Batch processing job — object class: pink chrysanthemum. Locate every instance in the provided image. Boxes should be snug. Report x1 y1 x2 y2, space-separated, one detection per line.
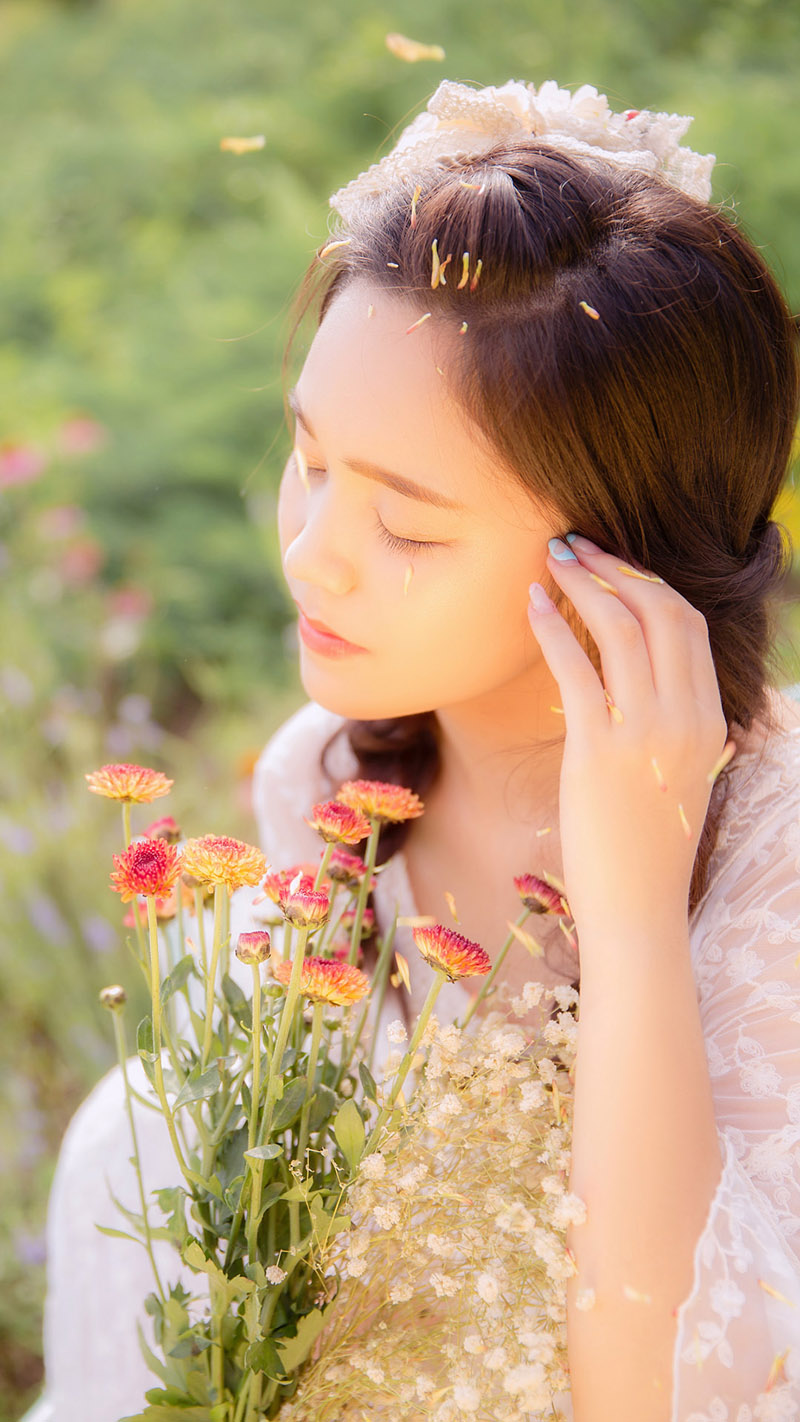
235 930 272 965
270 954 370 1006
412 923 491 982
262 866 322 903
281 886 331 929
110 838 181 903
86 763 173 804
144 815 182 843
340 905 376 936
514 873 571 919
180 835 267 893
336 779 425 824
326 847 375 887
306 800 372 845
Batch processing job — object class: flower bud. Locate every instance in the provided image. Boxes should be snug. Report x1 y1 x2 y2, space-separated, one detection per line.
235 930 272 965
99 984 127 1011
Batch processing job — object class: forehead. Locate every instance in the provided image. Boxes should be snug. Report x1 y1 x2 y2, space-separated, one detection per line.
296 279 540 524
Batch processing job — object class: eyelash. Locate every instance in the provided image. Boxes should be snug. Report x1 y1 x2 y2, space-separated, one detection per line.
299 459 439 556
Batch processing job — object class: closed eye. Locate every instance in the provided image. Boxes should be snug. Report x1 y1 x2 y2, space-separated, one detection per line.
297 455 441 555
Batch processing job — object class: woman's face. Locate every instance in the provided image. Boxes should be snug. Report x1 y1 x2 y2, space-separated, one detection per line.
278 279 561 722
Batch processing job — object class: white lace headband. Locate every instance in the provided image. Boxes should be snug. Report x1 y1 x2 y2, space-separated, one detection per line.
330 79 715 224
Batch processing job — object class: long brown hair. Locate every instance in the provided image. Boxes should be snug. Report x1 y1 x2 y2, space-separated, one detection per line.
285 138 799 976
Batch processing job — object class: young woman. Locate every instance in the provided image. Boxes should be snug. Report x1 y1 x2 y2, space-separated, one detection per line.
41 79 800 1420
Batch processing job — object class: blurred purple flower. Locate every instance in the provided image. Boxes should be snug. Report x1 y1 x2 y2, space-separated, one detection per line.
26 891 69 945
0 665 34 708
81 913 117 955
14 1230 47 1267
0 814 36 855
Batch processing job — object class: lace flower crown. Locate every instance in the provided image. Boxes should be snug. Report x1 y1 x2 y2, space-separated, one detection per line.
330 78 715 223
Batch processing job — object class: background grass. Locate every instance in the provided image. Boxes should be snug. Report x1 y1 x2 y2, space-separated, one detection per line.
2 0 799 1413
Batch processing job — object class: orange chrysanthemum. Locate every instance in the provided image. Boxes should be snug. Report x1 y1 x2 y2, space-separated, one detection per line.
110 838 181 903
270 954 370 1006
86 763 173 804
180 835 267 893
514 873 570 919
412 923 491 982
336 778 424 824
306 800 372 846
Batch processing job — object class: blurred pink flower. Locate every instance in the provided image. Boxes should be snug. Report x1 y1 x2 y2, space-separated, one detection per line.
108 585 153 620
36 505 85 540
57 416 108 456
0 442 47 488
58 536 104 584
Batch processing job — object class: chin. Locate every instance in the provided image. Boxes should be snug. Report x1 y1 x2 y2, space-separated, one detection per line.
299 668 434 723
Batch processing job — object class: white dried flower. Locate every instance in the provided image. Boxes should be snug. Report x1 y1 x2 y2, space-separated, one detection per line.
502 1361 546 1396
389 1280 414 1304
537 1057 558 1084
541 1174 565 1196
382 1048 404 1077
575 1287 596 1311
416 1373 436 1398
551 983 579 1012
359 1153 387 1181
550 1192 587 1229
344 1254 367 1278
483 1346 509 1372
265 1264 287 1285
476 1272 500 1304
430 1270 460 1298
364 1364 385 1385
372 1202 401 1229
436 1092 462 1117
387 1018 408 1043
462 1333 484 1355
452 1383 481 1412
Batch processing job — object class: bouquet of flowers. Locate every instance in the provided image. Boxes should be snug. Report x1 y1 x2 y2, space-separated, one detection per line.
87 760 583 1421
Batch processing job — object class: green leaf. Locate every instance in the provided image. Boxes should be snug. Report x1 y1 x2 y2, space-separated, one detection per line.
308 1083 337 1132
271 1077 307 1131
243 1143 282 1162
333 1099 365 1174
168 1332 213 1359
221 972 249 1025
275 1307 327 1374
137 1014 156 1062
160 953 196 1005
244 1336 286 1377
181 1240 256 1302
358 1060 378 1103
173 1064 221 1109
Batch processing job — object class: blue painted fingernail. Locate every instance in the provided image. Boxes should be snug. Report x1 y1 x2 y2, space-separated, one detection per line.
548 536 577 561
565 532 578 545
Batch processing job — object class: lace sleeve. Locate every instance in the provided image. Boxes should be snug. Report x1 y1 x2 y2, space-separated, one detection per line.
251 700 354 867
673 765 800 1418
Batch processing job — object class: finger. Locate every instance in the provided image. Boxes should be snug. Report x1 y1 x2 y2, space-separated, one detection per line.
528 581 608 736
564 534 715 712
546 538 655 715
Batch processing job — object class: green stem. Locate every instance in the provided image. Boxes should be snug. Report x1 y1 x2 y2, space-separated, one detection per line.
365 970 446 1153
346 820 381 965
458 907 533 1030
145 897 193 1185
111 1009 165 1300
122 801 132 848
200 885 225 1071
296 1001 324 1172
259 925 310 1144
194 887 208 975
248 964 263 1151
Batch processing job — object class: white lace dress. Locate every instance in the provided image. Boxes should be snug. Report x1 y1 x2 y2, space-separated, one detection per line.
39 697 800 1421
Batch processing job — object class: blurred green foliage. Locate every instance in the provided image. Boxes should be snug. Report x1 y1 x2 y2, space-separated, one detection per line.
1 0 799 1415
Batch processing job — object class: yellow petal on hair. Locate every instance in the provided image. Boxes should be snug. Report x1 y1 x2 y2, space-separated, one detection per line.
617 564 664 584
406 312 432 334
459 321 468 335
707 739 737 785
469 257 483 292
410 184 421 228
385 32 446 62
367 303 375 319
294 445 309 492
220 135 266 154
459 180 483 191
387 261 399 268
394 951 412 993
403 562 414 597
438 253 452 286
588 572 620 596
444 890 460 923
536 826 552 837
542 868 567 893
457 252 470 289
435 365 445 376
397 914 438 928
550 704 565 716
651 757 668 793
506 919 544 957
319 237 352 260
758 1279 797 1307
579 300 601 320
622 1284 653 1304
678 803 692 839
431 238 441 290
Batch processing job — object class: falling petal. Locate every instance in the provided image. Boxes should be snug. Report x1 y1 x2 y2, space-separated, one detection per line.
536 826 552 837
319 237 352 260
403 562 414 597
604 690 624 725
459 321 468 334
469 258 483 292
622 1284 653 1304
758 1279 797 1307
397 914 438 928
367 304 375 319
394 951 412 993
579 300 600 320
588 572 619 597
677 803 692 839
430 238 441 289
438 253 452 285
558 919 579 952
435 365 445 376
220 135 265 154
651 757 668 793
406 312 432 335
458 180 482 190
550 705 565 716
387 261 399 269
506 920 544 957
457 252 470 289
444 890 459 923
617 564 664 584
294 445 309 492
765 1348 791 1391
707 739 737 785
385 32 446 62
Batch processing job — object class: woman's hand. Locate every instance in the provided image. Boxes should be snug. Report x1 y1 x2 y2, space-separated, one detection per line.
527 534 731 948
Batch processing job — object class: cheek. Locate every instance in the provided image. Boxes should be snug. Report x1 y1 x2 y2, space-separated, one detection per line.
277 466 302 557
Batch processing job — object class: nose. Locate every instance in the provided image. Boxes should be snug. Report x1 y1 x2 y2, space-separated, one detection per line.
280 475 358 597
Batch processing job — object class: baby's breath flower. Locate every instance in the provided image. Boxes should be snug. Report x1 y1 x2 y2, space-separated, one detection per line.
386 1018 408 1043
430 1271 460 1298
416 1374 436 1397
372 1202 401 1230
550 1191 588 1229
451 1383 481 1412
575 1287 596 1311
364 1364 385 1386
389 1281 414 1304
359 1153 387 1181
483 1346 509 1372
343 1255 367 1279
265 1265 287 1285
462 1334 484 1356
552 983 579 1011
476 1272 500 1304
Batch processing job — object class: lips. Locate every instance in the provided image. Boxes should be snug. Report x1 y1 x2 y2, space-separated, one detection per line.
294 602 363 648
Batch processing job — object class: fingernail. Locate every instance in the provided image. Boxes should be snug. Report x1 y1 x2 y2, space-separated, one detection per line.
566 532 599 553
548 536 578 562
529 582 556 614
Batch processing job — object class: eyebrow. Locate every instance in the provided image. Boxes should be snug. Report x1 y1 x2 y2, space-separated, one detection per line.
288 387 467 513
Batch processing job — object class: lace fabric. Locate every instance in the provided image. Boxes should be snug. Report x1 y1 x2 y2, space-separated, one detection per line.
41 695 800 1419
